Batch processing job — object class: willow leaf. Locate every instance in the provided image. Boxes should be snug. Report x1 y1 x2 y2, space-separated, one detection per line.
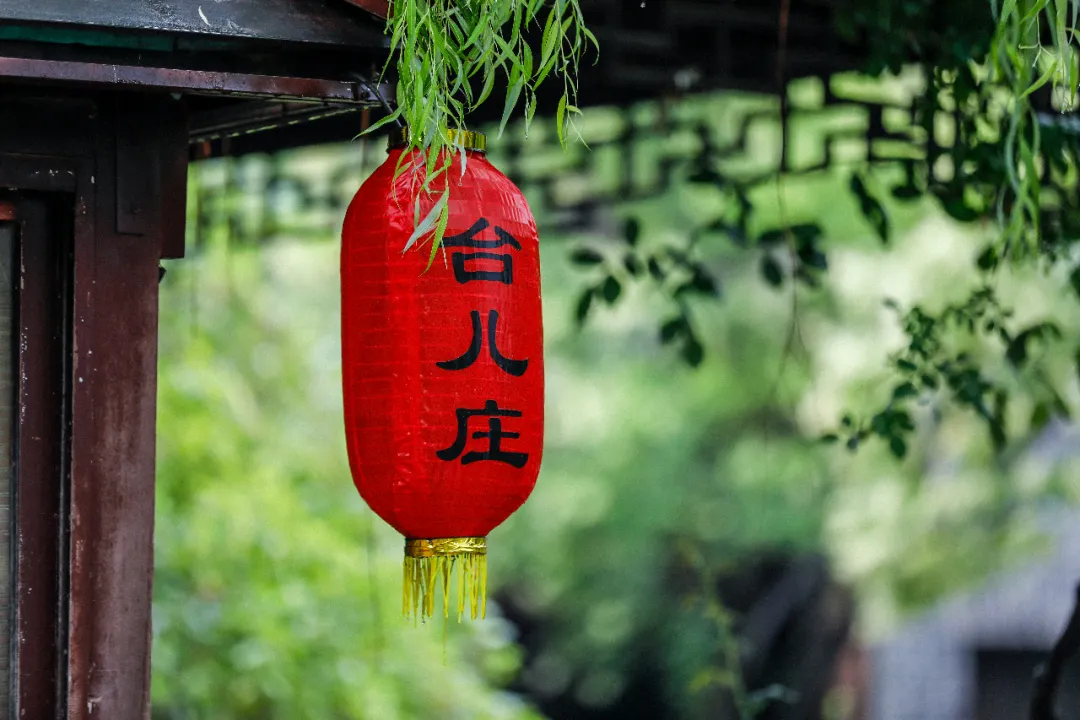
476 61 497 108
1021 0 1051 25
1055 0 1070 94
556 94 567 147
535 54 559 87
360 111 403 136
540 7 559 73
583 26 600 58
1001 0 1019 23
522 41 534 79
425 197 451 271
525 92 537 135
404 189 448 254
499 67 524 138
1021 58 1059 98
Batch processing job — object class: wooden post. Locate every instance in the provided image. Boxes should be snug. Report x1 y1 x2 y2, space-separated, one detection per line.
0 91 188 719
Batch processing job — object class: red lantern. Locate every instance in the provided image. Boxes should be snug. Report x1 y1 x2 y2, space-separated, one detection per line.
341 129 544 622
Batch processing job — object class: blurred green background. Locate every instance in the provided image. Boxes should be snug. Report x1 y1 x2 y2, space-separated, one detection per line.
151 81 1080 719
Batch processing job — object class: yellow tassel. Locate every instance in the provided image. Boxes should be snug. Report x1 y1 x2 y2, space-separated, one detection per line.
402 537 487 623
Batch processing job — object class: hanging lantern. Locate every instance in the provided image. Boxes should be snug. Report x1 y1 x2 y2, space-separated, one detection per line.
341 128 544 623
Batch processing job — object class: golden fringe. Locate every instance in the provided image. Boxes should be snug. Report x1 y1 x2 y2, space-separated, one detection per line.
402 553 487 623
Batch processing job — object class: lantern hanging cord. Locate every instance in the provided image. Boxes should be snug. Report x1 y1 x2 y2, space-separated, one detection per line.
350 72 405 128
402 537 487 624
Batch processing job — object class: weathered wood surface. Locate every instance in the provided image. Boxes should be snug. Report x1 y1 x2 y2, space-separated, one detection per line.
0 0 387 47
0 92 190 719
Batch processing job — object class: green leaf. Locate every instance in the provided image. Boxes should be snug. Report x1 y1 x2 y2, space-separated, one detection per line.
977 246 999 272
1020 0 1051 25
475 62 497 109
892 382 918 401
524 93 538 136
521 42 534 81
601 275 622 304
462 13 488 51
647 257 665 281
760 255 784 287
499 70 524 139
891 183 921 200
792 224 824 244
688 270 719 296
758 229 786 246
556 94 568 147
660 317 687 344
583 26 600 57
1000 0 1018 23
534 50 560 87
424 199 451 271
525 0 547 20
403 189 448 253
574 288 594 327
850 172 891 244
682 335 705 367
624 218 641 246
1020 58 1059 99
570 248 604 265
888 435 908 460
540 7 560 72
1031 401 1052 433
359 111 403 137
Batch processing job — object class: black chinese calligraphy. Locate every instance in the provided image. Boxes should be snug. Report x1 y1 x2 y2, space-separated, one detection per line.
436 310 529 376
436 400 529 468
444 218 522 285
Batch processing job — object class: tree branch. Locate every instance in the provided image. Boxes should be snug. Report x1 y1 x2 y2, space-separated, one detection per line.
1030 582 1080 720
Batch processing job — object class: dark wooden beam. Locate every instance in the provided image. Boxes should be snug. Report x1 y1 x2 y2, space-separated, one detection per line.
0 55 378 103
341 0 390 19
0 0 386 48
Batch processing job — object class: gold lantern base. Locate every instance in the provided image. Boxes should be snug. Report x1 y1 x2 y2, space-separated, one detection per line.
403 537 487 623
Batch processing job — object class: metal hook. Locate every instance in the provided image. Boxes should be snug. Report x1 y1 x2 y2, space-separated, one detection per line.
349 72 404 128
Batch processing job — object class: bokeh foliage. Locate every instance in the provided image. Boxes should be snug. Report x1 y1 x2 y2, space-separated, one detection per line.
153 224 538 719
153 62 1080 718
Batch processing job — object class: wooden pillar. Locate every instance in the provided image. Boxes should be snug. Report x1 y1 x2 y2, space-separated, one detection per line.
0 90 188 719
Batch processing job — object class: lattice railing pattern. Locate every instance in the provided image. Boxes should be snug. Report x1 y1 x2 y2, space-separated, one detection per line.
185 72 931 248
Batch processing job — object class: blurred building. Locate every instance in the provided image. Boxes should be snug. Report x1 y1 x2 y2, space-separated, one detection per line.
871 506 1080 720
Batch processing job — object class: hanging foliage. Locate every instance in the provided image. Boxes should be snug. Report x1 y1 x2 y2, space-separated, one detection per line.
367 0 596 255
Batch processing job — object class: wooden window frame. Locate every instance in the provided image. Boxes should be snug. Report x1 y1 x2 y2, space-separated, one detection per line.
0 192 73 718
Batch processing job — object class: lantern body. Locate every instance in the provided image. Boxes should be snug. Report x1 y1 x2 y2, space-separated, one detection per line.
341 147 544 546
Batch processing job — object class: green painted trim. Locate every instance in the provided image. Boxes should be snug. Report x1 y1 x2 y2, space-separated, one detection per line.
0 25 237 53
0 25 177 51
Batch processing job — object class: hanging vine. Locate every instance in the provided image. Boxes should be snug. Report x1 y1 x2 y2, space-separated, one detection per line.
368 0 597 263
562 0 1080 457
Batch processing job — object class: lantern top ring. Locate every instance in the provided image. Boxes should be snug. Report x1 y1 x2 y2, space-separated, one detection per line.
387 127 487 154
405 537 487 558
